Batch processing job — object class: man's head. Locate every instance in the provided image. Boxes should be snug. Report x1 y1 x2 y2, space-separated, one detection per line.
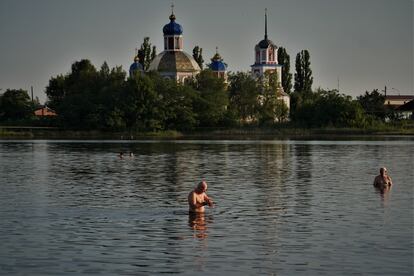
380 167 388 176
195 180 208 193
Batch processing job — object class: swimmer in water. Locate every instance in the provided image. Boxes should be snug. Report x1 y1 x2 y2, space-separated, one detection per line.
373 167 393 190
188 180 214 213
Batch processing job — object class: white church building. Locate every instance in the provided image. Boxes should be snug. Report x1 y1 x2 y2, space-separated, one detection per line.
251 9 290 111
129 7 290 111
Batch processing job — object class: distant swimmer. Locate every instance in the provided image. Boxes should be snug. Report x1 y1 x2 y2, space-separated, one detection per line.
129 152 134 157
373 167 393 190
188 180 214 213
119 152 124 159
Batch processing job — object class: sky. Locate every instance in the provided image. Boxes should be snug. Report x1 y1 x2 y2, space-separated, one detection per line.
0 0 412 103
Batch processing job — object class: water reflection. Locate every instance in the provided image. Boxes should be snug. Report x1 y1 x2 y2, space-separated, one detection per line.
188 212 213 240
375 185 392 206
292 143 313 218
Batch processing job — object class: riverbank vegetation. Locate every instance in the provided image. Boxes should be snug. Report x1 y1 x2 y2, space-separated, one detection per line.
1 58 412 138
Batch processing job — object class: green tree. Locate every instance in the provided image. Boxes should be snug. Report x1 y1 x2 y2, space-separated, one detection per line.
294 53 303 93
0 89 34 122
294 50 313 93
273 99 289 122
45 74 66 110
357 89 387 121
54 59 99 128
227 72 260 123
189 69 228 126
192 46 204 69
151 46 157 61
291 89 367 127
121 73 163 131
277 47 292 94
257 70 288 124
46 59 127 129
302 50 313 92
95 63 127 130
153 74 198 130
138 37 157 71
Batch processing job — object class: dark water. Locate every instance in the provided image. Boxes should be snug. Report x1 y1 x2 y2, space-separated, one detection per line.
0 138 413 275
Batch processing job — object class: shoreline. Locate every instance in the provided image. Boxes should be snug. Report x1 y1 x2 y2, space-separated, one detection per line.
1 126 413 140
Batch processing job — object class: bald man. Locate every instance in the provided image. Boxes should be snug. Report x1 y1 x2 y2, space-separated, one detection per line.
188 180 214 213
373 167 393 190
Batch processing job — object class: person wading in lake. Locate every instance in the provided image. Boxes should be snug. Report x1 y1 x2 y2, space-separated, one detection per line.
373 167 393 190
188 180 214 213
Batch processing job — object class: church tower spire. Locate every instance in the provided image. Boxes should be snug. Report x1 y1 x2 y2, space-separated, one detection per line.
265 8 268 40
251 9 282 81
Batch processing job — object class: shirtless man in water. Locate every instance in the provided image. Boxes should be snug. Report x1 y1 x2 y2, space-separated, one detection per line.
373 167 393 190
188 180 214 213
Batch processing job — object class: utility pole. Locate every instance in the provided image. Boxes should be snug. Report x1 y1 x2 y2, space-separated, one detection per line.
382 85 387 97
337 77 339 92
31 86 34 103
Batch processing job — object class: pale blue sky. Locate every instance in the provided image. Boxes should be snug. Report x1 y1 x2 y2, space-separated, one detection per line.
0 0 412 103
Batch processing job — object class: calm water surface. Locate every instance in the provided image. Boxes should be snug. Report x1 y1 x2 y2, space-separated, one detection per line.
0 138 413 275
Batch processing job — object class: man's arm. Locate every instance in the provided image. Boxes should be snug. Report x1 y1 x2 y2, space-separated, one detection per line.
204 194 213 207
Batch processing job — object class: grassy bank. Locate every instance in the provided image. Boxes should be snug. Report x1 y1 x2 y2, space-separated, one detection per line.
184 125 414 139
0 127 183 140
1 124 413 140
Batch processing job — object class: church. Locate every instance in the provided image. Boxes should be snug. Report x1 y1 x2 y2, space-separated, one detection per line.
251 9 290 110
129 6 290 110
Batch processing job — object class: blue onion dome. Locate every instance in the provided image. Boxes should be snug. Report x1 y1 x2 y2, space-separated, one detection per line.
210 51 227 71
163 13 183 36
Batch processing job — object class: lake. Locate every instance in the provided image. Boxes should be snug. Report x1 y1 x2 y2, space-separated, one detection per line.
0 138 413 275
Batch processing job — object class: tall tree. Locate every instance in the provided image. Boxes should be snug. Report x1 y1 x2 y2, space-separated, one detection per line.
121 73 162 130
151 46 157 61
192 46 204 69
294 52 303 92
294 50 313 93
357 89 387 121
302 50 313 92
45 74 66 110
227 72 260 122
0 89 34 121
258 70 288 124
277 47 292 94
189 69 227 126
138 37 157 71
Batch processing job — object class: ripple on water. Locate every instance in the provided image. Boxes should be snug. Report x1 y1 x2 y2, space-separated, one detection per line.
0 139 413 275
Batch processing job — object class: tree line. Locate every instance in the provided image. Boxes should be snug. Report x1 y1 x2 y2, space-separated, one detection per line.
42 59 291 130
0 39 401 129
